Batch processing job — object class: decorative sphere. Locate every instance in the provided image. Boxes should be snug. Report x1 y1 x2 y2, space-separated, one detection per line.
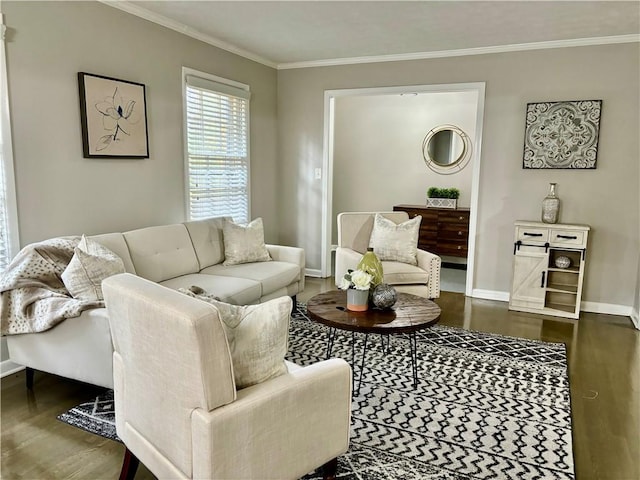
372 283 398 309
554 255 571 269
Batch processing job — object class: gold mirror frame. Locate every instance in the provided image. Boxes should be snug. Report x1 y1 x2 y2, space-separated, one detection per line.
422 124 472 175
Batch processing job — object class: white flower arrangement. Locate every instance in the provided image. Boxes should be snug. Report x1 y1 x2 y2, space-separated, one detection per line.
339 269 373 291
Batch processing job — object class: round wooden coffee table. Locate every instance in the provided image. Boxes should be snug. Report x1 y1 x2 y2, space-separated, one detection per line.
306 290 441 393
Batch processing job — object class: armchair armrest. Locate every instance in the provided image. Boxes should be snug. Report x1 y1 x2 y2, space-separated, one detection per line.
191 358 352 480
266 244 305 291
416 248 441 299
334 247 363 287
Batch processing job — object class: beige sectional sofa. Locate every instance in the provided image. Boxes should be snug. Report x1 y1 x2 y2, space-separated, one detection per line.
6 217 305 389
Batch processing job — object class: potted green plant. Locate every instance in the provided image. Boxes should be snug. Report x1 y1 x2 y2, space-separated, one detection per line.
426 187 460 209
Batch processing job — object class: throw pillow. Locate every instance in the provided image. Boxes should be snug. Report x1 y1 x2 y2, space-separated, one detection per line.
369 213 421 265
222 217 272 266
61 235 125 302
180 289 291 389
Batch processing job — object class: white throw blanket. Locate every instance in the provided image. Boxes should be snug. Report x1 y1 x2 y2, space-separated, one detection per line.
0 237 103 335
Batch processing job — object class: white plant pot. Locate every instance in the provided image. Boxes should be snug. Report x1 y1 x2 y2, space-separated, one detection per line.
426 198 457 209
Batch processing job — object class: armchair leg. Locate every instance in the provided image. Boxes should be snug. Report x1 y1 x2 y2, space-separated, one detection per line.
25 367 34 390
118 447 140 480
292 295 298 312
321 457 338 480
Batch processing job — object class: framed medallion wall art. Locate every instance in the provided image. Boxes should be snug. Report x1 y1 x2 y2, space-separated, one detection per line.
78 72 149 158
523 99 602 169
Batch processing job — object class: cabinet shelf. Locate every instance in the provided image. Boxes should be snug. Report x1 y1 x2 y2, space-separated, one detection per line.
546 283 578 294
547 267 580 274
510 221 589 320
545 302 577 314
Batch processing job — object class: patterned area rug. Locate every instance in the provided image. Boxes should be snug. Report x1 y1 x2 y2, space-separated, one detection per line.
58 305 574 479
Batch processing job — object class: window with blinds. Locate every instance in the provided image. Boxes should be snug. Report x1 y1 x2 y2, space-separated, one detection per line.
184 72 250 224
1 15 18 270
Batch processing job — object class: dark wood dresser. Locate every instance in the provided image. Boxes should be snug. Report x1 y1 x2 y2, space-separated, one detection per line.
393 204 470 258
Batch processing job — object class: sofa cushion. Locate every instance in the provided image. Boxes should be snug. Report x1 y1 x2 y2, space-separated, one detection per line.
222 218 272 266
370 213 421 265
178 292 291 389
88 232 137 274
201 261 300 298
124 224 199 282
382 260 429 285
159 273 262 305
183 217 229 270
61 235 125 301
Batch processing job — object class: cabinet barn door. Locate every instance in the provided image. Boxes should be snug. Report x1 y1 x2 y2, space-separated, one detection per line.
510 251 547 309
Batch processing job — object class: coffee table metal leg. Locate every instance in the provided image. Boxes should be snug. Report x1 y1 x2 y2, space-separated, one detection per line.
409 332 418 389
326 327 336 359
355 333 369 396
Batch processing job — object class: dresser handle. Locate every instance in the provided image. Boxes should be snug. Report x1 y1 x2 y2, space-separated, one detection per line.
541 271 546 288
457 246 462 250
523 232 543 237
557 234 577 240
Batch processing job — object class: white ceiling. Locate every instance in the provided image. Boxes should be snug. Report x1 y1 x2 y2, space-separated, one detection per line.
108 1 640 68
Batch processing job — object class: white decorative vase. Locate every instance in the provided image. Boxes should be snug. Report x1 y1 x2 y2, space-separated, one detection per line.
347 289 369 312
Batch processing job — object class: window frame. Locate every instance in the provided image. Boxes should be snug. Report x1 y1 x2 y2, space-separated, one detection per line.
0 14 20 270
181 67 251 224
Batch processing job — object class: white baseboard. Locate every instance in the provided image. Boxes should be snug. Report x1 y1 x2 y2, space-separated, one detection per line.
581 301 633 317
1 359 24 378
471 289 509 302
470 289 634 318
631 308 639 330
305 268 323 278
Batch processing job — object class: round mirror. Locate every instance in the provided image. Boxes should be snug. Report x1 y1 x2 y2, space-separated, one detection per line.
422 125 472 174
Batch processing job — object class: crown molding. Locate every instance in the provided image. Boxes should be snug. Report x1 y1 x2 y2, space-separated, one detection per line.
98 1 278 69
278 34 640 70
98 2 639 72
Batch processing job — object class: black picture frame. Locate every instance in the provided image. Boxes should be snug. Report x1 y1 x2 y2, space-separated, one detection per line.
522 99 602 169
78 72 149 159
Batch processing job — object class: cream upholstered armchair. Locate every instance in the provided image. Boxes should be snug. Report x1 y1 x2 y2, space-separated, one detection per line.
335 212 441 299
103 273 351 480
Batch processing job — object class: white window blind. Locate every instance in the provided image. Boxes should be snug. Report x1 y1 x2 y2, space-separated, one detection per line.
185 73 250 224
0 15 19 271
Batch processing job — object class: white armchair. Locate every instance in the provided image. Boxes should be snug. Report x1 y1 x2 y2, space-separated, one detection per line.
103 273 352 480
335 212 441 299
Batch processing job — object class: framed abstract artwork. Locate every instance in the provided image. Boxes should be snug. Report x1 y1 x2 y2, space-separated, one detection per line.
523 100 602 169
78 72 149 158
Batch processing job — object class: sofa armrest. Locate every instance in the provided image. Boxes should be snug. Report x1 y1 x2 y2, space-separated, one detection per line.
191 358 352 480
334 247 363 287
416 248 441 299
266 244 305 291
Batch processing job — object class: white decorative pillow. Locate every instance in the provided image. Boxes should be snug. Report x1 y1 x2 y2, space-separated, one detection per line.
61 235 125 301
222 217 272 266
370 213 421 265
180 289 291 389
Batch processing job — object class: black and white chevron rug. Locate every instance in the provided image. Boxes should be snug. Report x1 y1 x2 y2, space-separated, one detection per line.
58 305 574 480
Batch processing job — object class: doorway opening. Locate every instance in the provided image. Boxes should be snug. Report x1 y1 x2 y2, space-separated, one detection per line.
321 82 485 296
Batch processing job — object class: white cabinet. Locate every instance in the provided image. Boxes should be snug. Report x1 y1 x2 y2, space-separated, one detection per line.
509 221 590 320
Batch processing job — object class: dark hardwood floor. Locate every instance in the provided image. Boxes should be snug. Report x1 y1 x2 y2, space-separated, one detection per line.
2 277 638 479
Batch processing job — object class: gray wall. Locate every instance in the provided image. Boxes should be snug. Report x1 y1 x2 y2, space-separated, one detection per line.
278 43 640 309
332 91 478 246
4 1 279 244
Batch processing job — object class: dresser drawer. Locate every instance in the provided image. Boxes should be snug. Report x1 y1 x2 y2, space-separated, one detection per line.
516 226 549 243
550 229 586 247
438 223 469 240
438 211 470 224
437 241 468 257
